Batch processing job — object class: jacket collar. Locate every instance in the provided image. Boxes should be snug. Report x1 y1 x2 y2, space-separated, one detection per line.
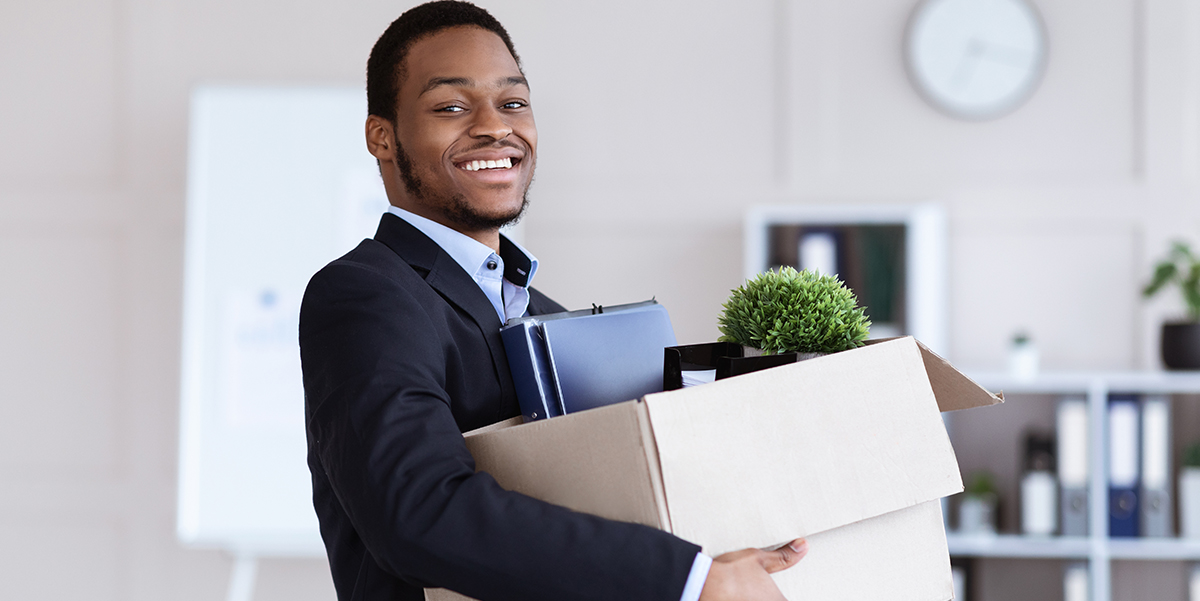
373 211 518 419
373 212 504 333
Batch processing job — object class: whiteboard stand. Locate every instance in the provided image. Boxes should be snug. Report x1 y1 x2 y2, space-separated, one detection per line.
227 553 259 601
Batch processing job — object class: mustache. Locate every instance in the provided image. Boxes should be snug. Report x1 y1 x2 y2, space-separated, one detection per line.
459 139 527 154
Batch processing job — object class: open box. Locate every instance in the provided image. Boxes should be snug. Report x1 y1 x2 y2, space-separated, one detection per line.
427 337 1001 601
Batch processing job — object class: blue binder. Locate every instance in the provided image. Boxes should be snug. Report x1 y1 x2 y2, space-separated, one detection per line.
501 301 677 421
1108 394 1141 538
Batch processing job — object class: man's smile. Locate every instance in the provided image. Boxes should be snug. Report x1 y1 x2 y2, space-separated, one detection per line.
456 156 518 171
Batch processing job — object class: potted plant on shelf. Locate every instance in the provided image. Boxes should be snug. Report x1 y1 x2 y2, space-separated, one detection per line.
1143 241 1200 369
663 267 871 389
958 470 999 535
717 266 872 355
1181 442 1200 538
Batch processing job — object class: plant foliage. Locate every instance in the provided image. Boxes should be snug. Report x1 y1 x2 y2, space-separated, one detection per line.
717 267 871 354
1184 442 1200 468
1144 240 1200 322
964 470 998 498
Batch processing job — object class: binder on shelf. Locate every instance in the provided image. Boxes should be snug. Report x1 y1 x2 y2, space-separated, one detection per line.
1057 396 1089 536
1108 394 1141 538
1063 562 1089 601
1140 395 1173 537
1021 431 1057 536
500 300 677 422
1190 564 1200 601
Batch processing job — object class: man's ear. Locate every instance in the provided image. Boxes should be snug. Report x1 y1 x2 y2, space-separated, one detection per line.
365 115 396 162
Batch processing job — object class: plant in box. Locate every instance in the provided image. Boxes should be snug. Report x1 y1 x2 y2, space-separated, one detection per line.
717 266 871 355
664 268 871 389
1143 241 1200 369
1181 442 1200 538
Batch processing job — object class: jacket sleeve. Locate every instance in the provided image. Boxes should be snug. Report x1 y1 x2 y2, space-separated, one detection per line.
300 259 700 601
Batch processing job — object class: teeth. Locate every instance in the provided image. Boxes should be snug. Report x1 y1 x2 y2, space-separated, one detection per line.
463 157 514 171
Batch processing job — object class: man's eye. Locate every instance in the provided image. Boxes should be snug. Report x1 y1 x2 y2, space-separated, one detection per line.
501 101 527 110
437 105 466 113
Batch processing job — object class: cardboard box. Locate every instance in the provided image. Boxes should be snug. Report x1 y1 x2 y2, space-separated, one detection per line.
427 337 1001 601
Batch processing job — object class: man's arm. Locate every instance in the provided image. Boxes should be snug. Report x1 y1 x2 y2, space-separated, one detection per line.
302 259 700 601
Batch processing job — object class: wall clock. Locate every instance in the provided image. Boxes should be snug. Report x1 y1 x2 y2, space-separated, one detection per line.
905 0 1048 120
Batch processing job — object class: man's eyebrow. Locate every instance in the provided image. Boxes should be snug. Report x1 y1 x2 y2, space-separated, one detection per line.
419 77 472 97
418 75 530 97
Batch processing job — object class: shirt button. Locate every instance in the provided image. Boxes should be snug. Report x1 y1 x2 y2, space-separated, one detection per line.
486 260 498 270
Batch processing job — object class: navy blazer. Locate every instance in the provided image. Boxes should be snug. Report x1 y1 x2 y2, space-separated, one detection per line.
300 213 700 601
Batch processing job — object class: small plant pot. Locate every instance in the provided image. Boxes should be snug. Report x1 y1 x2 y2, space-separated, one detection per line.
958 494 998 535
1180 468 1200 538
1161 322 1200 370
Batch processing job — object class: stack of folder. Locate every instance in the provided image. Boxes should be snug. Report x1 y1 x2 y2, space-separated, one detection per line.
501 300 677 422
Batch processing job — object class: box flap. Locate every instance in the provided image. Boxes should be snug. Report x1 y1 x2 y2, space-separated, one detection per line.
643 336 962 556
914 339 1004 412
772 500 952 601
462 402 668 531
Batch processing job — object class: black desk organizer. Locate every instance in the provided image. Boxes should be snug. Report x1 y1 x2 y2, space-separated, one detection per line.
663 342 808 391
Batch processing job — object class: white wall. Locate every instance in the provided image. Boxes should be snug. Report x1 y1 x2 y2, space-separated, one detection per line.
2 0 1198 599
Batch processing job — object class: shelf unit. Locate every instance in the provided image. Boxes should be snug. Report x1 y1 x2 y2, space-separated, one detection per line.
947 371 1200 601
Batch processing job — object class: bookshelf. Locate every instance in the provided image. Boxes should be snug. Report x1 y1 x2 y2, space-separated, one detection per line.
947 371 1200 601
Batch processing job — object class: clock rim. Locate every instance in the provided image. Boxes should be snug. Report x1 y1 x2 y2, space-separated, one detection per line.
903 0 1050 121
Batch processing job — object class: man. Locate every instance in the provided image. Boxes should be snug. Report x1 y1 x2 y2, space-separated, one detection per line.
300 3 807 600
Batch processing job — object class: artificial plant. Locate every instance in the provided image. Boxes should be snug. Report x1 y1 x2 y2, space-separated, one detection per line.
717 266 871 355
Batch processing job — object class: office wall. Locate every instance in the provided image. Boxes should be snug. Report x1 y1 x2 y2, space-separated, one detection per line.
1 0 1198 599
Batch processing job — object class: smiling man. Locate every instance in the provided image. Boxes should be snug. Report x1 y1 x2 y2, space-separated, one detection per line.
299 3 806 600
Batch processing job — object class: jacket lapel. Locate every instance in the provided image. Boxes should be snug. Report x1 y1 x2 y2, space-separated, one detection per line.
373 213 516 416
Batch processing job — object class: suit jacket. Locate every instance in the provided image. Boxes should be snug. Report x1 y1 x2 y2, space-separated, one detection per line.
300 213 700 601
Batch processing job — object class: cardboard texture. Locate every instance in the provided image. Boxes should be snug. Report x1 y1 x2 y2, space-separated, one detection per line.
425 337 1001 601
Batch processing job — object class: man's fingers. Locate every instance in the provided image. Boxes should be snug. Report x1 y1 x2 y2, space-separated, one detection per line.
759 538 808 573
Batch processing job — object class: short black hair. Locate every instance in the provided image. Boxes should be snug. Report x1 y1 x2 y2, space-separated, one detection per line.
366 1 521 123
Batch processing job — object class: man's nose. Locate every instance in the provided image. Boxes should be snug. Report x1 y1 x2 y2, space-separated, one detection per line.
468 105 512 140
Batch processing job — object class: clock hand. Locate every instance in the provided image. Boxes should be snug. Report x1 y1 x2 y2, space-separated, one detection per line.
949 38 987 89
975 40 1035 68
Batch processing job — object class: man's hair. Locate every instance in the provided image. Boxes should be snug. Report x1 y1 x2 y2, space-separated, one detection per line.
366 1 521 123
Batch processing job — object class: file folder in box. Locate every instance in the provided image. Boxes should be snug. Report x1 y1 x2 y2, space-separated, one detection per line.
501 300 677 421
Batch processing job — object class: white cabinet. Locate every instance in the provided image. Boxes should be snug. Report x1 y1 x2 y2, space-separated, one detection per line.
946 372 1200 601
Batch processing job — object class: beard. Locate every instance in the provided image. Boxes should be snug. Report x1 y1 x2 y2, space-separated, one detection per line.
394 139 531 231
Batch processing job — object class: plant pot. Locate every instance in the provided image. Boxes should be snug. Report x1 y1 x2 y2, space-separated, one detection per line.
958 494 997 535
1180 467 1200 538
663 343 829 390
1161 322 1200 370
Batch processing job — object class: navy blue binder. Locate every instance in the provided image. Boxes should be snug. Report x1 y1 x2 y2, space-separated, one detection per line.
1108 394 1141 538
501 301 677 421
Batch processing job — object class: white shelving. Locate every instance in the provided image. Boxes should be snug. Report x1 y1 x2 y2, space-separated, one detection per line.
948 371 1200 601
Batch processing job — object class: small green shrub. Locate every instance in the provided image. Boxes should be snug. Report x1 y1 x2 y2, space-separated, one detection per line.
964 470 998 498
717 267 871 354
1143 240 1200 321
1184 442 1200 468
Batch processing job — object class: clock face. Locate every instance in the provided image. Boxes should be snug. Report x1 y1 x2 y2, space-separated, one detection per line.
905 0 1048 120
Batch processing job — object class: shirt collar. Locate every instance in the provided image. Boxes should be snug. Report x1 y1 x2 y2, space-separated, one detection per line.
386 205 538 287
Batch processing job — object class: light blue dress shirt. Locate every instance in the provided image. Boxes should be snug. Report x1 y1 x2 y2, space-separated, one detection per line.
385 206 713 600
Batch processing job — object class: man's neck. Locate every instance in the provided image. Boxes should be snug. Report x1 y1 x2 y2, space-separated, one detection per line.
389 202 500 253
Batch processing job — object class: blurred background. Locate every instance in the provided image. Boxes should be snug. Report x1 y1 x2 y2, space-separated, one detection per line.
4 0 1200 599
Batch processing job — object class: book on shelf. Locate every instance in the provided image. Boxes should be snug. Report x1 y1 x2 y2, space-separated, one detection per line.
1108 394 1140 538
1057 396 1089 536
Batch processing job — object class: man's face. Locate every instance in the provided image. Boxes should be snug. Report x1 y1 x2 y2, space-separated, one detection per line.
380 26 536 233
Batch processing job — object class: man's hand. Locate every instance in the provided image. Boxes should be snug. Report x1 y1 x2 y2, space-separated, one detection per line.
698 538 808 601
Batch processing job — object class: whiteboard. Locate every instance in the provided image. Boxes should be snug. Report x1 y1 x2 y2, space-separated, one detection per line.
177 86 389 555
